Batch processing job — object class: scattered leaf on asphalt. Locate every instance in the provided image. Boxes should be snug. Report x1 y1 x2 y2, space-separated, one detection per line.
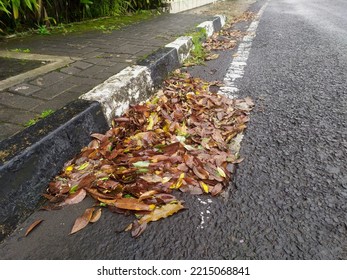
25 219 43 237
90 208 102 223
138 201 184 224
70 208 94 234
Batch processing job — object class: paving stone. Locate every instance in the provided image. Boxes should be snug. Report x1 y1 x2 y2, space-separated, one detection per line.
59 66 82 75
0 91 43 110
76 65 108 78
83 57 117 67
0 123 23 141
8 83 41 96
0 107 37 125
32 82 77 100
67 83 99 95
64 76 104 87
71 61 94 70
116 44 146 55
30 71 69 87
103 63 130 75
81 51 105 59
32 91 83 113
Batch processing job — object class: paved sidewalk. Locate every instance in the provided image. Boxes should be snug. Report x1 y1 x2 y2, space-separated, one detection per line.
0 13 212 141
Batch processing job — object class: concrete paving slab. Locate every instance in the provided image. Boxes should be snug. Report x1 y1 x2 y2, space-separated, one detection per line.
0 91 43 111
8 83 41 96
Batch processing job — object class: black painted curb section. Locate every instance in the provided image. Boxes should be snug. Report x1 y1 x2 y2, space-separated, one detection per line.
0 100 109 241
212 16 223 32
138 47 180 87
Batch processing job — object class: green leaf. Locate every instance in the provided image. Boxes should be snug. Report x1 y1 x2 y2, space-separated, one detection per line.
99 177 109 181
69 185 78 194
136 168 149 174
132 161 150 168
77 162 89 170
124 194 133 198
99 202 107 207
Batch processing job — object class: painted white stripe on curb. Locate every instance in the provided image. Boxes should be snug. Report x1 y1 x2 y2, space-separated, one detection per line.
197 21 215 37
219 1 269 98
80 65 153 124
165 36 193 64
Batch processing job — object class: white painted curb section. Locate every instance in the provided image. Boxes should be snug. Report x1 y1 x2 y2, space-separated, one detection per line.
80 16 226 125
165 36 193 64
80 65 153 124
197 21 214 37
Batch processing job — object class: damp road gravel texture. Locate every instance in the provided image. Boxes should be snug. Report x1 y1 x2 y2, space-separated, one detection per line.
1 0 347 259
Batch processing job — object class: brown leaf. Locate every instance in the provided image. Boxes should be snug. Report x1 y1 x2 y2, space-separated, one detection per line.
25 219 43 237
114 198 155 211
211 183 223 196
59 188 86 206
91 133 106 141
78 174 96 189
140 174 163 183
40 204 62 211
138 190 158 201
70 208 94 234
131 220 148 238
90 208 102 223
139 201 184 224
192 166 209 180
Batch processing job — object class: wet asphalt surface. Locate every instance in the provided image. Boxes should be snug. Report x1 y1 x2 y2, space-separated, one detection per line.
1 0 347 259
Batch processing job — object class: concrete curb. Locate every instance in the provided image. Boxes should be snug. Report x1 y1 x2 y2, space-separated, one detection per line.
0 15 225 241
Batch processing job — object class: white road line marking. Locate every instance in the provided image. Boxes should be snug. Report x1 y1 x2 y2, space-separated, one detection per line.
219 1 269 98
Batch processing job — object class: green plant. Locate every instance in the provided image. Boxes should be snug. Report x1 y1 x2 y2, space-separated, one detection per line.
0 0 162 35
24 109 54 127
36 23 49 34
10 48 31 52
183 28 207 66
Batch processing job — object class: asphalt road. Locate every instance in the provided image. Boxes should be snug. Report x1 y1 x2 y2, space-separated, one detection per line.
1 0 347 259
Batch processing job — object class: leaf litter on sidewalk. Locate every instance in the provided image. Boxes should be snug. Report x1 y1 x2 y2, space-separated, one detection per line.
43 70 254 237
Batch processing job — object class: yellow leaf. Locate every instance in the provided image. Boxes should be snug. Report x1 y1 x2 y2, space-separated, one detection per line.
170 173 185 189
139 201 184 224
146 112 158 131
65 165 74 173
199 181 210 193
163 122 170 133
217 167 226 178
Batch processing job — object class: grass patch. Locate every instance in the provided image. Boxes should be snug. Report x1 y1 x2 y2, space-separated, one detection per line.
11 10 157 37
24 109 54 127
183 28 207 66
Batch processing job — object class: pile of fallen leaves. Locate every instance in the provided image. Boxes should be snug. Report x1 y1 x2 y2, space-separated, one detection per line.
42 71 253 237
186 11 256 65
